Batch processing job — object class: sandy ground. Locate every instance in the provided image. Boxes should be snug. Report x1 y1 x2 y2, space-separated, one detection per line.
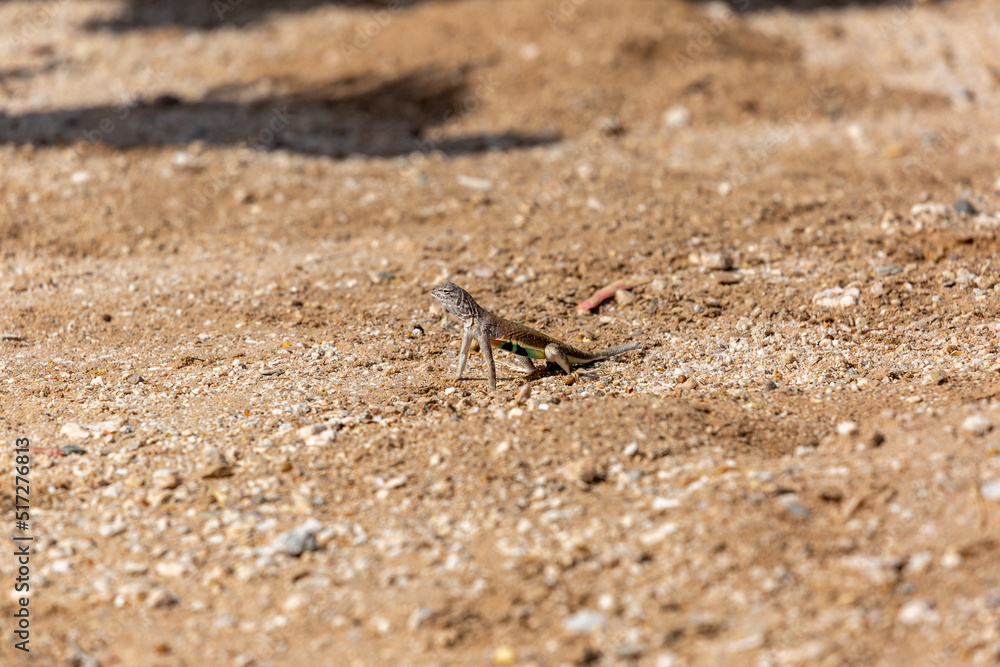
2 0 1000 665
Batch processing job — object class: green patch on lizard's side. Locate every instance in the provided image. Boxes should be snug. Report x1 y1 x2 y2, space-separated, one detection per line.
496 340 546 359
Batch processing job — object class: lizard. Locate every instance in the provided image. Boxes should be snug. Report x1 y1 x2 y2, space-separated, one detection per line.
430 282 641 394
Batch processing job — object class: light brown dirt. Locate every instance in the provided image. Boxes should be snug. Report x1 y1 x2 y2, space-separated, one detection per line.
2 0 1000 665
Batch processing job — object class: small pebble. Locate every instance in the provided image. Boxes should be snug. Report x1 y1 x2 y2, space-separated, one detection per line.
60 422 89 440
961 414 993 436
897 599 939 625
980 479 1000 500
655 652 682 667
690 251 734 270
662 105 691 128
836 421 859 436
921 371 947 386
559 457 603 485
875 265 902 277
272 519 323 557
953 198 977 215
595 115 624 137
563 610 607 634
492 645 516 665
813 287 860 308
780 495 811 519
153 470 182 490
456 174 493 191
614 288 636 306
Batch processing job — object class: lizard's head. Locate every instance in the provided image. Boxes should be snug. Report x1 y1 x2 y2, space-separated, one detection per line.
431 282 480 325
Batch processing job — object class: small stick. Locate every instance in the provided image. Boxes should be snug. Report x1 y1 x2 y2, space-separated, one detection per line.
575 280 648 313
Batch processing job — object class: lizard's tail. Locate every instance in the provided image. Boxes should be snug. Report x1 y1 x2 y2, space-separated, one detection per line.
603 342 641 357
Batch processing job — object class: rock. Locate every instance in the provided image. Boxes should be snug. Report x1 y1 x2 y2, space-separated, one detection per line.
812 287 860 308
456 174 493 191
145 586 178 609
60 422 89 440
910 202 950 219
875 265 902 277
649 278 668 292
904 551 933 575
921 371 947 386
563 609 607 634
639 522 678 546
652 496 680 511
408 607 433 630
153 470 182 490
662 105 691 128
99 519 128 538
655 652 682 667
690 251 733 270
614 643 648 659
953 198 977 215
492 645 517 665
780 495 811 519
304 430 336 447
614 288 636 306
898 599 939 625
272 519 323 557
839 555 902 585
961 414 993 436
559 457 604 485
836 421 859 436
595 115 624 137
980 479 1000 500
515 383 531 404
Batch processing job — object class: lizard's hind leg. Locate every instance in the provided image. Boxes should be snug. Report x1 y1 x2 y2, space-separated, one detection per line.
544 343 573 375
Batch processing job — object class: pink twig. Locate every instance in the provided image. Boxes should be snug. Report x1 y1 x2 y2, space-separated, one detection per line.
30 446 66 458
576 280 647 313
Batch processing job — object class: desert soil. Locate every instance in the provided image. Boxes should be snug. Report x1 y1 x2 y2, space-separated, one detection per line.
2 0 1000 665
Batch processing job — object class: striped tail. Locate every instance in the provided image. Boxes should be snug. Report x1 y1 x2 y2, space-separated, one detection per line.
603 342 641 357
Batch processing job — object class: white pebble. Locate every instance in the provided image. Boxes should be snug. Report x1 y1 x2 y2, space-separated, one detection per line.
456 174 493 191
961 414 993 436
563 610 607 634
981 479 1000 500
662 105 691 128
812 287 860 308
897 599 939 625
836 421 859 436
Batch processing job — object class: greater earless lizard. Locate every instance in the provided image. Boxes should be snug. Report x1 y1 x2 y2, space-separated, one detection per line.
431 282 641 394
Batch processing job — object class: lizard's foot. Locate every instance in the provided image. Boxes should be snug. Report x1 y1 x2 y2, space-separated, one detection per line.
543 343 573 375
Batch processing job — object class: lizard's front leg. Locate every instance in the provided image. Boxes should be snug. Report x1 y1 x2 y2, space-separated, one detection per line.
478 329 498 394
456 326 474 379
544 343 573 375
